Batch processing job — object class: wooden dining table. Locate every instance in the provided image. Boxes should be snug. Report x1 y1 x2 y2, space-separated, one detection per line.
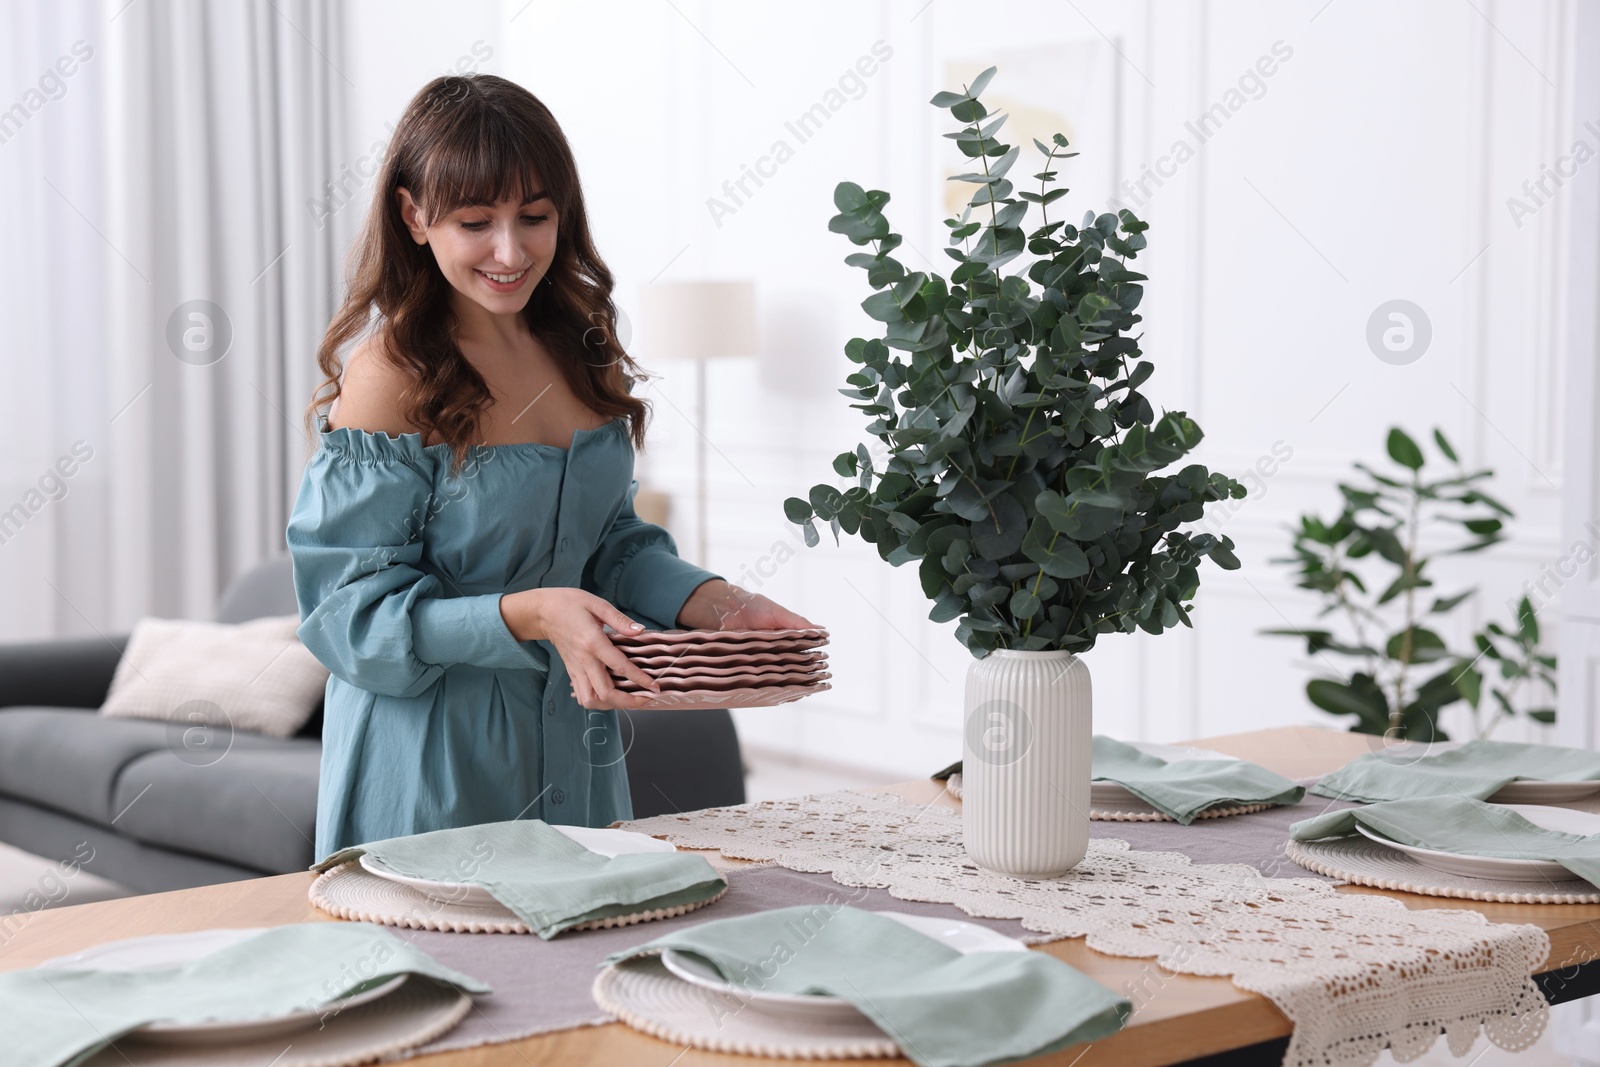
4 724 1599 1066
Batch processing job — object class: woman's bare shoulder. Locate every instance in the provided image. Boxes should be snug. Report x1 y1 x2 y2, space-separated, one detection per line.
327 338 427 441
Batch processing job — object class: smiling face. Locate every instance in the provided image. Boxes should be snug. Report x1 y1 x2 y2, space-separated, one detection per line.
396 180 559 318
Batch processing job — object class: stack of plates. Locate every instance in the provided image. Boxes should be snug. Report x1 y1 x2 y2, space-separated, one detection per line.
605 627 831 710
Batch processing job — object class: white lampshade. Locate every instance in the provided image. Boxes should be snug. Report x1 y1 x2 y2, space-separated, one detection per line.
642 280 757 361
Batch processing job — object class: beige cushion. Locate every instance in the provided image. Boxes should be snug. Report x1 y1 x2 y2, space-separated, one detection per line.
99 616 329 738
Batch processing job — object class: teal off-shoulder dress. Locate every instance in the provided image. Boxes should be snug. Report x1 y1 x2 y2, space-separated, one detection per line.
286 412 721 862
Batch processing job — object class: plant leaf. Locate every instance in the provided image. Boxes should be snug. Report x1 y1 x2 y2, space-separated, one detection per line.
1433 428 1458 462
1386 428 1424 471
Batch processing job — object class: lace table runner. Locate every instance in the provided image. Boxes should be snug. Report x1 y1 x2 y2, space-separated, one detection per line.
618 789 1551 1067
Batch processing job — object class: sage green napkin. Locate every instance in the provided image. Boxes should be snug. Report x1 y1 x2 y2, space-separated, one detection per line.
1310 739 1600 803
603 904 1130 1067
0 921 489 1067
313 819 726 939
1092 735 1305 823
1290 796 1600 887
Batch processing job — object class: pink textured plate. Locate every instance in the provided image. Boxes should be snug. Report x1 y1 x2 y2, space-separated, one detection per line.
607 627 829 646
614 638 830 656
598 682 831 710
623 650 828 669
614 668 832 694
622 661 830 681
618 638 829 657
618 671 833 693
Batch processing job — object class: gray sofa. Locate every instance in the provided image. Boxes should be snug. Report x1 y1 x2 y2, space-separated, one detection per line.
0 556 745 895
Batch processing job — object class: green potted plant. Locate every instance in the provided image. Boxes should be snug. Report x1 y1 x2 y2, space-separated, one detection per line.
1264 426 1556 741
782 66 1246 877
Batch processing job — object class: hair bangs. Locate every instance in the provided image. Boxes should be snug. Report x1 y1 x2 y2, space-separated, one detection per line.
418 111 550 223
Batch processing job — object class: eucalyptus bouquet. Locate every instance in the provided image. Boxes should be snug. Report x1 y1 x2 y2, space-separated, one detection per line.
783 66 1247 659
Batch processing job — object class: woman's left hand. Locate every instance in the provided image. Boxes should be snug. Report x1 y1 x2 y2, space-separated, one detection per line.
677 578 816 631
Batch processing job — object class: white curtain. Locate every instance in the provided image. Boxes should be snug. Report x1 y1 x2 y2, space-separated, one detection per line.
0 0 349 638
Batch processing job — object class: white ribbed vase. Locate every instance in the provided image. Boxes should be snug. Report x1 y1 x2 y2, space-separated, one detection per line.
961 649 1091 879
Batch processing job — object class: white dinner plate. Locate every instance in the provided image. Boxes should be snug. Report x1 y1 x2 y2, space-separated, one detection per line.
1090 741 1238 807
657 911 1028 1022
358 825 678 908
1363 739 1467 759
1359 741 1600 803
1486 780 1600 803
36 927 406 1045
1353 804 1600 882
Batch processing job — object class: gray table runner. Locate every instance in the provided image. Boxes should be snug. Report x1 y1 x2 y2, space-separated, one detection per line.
371 785 1356 1059
393 864 1052 1058
1088 776 1360 882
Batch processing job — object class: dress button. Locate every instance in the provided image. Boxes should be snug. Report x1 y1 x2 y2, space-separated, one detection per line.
550 788 566 805
559 536 569 551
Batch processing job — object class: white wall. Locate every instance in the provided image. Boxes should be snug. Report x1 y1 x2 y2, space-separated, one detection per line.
334 0 1581 778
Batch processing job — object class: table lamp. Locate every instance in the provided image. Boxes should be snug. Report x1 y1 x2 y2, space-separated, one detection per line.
641 280 757 570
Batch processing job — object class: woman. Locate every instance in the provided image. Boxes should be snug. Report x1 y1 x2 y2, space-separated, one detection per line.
288 74 811 861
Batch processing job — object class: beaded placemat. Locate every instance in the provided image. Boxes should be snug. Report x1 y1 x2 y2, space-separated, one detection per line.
78 974 472 1067
309 860 728 934
1286 837 1600 904
591 953 900 1060
1089 801 1277 821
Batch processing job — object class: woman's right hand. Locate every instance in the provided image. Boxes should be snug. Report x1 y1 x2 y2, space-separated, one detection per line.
499 588 664 710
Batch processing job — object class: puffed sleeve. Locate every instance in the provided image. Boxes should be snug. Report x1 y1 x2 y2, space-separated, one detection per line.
581 479 723 631
286 426 548 699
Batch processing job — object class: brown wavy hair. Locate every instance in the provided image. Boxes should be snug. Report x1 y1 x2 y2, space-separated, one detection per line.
302 74 652 477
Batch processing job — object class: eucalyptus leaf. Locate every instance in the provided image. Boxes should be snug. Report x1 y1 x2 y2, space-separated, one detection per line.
969 492 1028 558
966 65 997 99
1021 516 1091 579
